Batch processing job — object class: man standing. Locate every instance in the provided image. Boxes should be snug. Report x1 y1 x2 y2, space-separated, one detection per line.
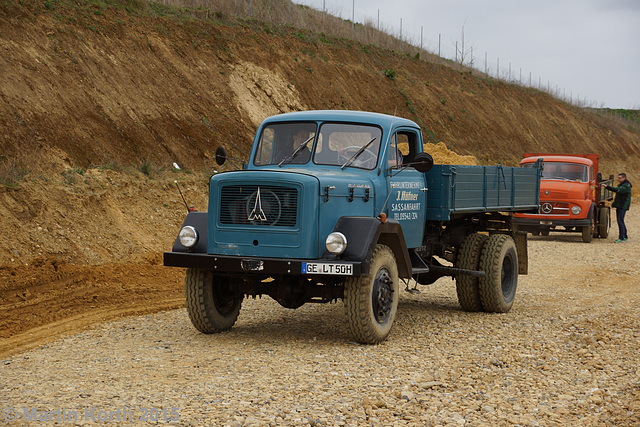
602 173 633 242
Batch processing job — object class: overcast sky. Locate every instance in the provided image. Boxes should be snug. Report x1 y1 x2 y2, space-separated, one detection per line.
295 0 640 109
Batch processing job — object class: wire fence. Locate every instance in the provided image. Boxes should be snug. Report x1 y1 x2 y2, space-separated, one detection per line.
151 0 639 126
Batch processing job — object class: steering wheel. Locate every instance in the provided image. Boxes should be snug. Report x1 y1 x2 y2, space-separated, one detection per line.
337 145 377 168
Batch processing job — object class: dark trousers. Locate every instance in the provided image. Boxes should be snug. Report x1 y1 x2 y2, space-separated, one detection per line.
616 208 628 240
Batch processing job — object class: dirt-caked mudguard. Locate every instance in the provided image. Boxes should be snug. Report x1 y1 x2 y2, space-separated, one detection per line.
324 216 412 278
171 211 208 253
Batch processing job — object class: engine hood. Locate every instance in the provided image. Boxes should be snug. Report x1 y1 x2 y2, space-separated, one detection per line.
540 180 590 200
207 168 377 259
239 167 377 199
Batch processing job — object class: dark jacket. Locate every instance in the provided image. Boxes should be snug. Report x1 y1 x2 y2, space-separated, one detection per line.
606 179 632 210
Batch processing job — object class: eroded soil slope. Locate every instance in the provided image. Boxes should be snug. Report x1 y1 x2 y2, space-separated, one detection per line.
2 0 640 173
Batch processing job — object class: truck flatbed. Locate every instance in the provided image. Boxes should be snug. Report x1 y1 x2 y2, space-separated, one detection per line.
425 164 540 220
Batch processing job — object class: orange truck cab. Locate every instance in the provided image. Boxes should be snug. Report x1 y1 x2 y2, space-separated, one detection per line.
512 153 613 243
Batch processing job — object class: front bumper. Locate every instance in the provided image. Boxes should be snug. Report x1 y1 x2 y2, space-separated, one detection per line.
512 217 591 228
163 252 363 277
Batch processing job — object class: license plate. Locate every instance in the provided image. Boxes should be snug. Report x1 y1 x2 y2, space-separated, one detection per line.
540 220 553 225
302 262 354 275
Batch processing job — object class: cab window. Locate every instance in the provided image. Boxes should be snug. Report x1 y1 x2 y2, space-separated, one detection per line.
389 130 418 168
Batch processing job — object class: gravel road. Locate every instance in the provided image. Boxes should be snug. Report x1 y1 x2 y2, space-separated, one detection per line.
2 213 639 426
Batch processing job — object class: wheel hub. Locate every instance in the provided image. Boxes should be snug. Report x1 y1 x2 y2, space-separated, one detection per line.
501 254 515 297
372 268 394 323
212 278 241 314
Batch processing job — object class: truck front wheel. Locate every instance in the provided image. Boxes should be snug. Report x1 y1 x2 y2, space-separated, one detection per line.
582 221 594 243
582 206 596 243
344 244 399 344
185 268 243 333
455 233 488 312
598 207 610 238
479 234 518 313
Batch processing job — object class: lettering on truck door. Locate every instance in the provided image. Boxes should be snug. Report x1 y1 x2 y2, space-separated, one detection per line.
387 130 427 249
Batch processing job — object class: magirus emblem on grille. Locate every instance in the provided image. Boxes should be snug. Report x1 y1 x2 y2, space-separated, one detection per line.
248 187 268 222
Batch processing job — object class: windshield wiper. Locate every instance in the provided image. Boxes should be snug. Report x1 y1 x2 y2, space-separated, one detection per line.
278 136 314 167
341 137 377 169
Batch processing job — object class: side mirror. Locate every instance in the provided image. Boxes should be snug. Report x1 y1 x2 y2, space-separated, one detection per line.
596 172 603 182
413 152 434 173
215 146 227 166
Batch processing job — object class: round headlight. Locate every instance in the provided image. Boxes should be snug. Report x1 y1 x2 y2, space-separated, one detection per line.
325 232 347 255
571 206 581 215
179 226 198 248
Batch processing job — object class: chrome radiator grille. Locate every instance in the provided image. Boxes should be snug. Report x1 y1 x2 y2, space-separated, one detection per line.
219 185 298 227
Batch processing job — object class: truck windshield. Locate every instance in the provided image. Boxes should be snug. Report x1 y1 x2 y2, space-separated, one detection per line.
523 162 588 182
253 122 382 170
313 123 382 170
254 122 317 166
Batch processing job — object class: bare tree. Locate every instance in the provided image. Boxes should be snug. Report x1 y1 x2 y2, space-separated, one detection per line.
454 21 474 66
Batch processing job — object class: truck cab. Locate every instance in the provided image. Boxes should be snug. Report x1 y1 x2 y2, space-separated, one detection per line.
513 153 613 242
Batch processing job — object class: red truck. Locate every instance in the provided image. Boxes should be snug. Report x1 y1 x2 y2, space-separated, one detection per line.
512 153 613 243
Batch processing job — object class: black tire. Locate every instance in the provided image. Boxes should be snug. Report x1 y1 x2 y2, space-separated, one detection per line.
541 229 550 236
582 221 593 243
598 207 610 238
582 206 596 243
455 233 488 312
478 234 518 313
185 268 243 333
532 230 540 236
344 244 399 344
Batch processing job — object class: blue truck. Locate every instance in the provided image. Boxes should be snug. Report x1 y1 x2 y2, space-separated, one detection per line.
164 111 541 344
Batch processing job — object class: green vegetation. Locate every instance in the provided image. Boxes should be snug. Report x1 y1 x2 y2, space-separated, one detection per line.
423 129 439 144
591 108 640 127
139 160 152 177
319 34 332 45
99 162 124 172
61 167 85 185
399 88 417 116
294 32 310 43
383 69 396 80
0 157 29 187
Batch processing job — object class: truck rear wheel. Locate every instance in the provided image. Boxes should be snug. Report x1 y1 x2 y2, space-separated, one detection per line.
185 268 243 333
344 244 398 344
455 233 488 312
598 207 610 238
479 234 518 313
582 221 594 243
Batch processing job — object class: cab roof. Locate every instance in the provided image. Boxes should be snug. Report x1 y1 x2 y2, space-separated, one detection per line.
521 155 594 166
261 110 419 130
